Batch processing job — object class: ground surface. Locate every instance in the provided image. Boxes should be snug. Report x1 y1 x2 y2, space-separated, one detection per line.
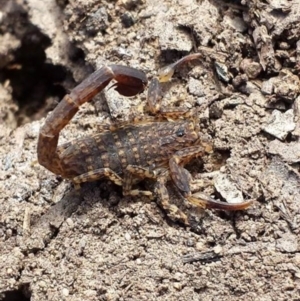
1 0 300 300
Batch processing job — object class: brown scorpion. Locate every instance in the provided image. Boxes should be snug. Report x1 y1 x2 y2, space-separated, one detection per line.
37 54 252 225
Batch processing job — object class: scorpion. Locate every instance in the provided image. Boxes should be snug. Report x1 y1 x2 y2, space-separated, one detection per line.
37 53 253 225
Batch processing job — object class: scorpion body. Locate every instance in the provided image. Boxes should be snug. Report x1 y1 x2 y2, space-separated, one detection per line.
37 55 253 225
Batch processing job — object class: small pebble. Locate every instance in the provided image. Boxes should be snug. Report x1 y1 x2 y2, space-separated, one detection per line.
125 232 131 241
62 288 69 296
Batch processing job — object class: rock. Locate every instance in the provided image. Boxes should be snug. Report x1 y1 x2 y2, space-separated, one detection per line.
263 109 295 140
214 173 244 204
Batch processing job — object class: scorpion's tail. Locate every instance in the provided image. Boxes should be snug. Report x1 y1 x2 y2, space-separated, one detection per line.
38 65 147 176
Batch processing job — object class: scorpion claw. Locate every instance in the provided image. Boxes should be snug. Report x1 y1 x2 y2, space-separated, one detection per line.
188 192 254 211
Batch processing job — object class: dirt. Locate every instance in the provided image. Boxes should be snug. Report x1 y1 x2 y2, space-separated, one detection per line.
1 0 300 300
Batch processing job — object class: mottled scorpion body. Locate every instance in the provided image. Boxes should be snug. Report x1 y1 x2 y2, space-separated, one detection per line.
38 54 252 225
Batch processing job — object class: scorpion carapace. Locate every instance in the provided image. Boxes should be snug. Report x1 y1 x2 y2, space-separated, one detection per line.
38 54 253 225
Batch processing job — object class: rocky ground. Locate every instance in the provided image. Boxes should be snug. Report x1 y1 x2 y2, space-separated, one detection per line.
1 0 300 300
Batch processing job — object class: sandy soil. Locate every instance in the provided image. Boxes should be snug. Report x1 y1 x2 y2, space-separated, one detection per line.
1 0 300 300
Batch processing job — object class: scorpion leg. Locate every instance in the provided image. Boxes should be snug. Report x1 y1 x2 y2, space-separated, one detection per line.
147 53 202 117
37 65 147 177
123 165 157 198
157 53 202 83
72 168 123 189
147 78 191 117
155 170 190 225
169 146 254 211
